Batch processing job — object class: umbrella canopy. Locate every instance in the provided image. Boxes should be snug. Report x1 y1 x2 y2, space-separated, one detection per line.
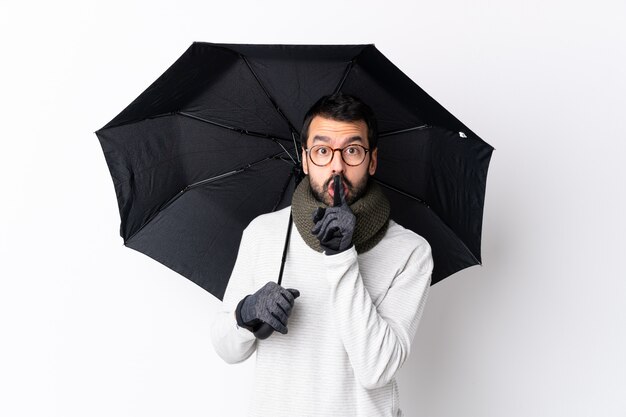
96 42 494 300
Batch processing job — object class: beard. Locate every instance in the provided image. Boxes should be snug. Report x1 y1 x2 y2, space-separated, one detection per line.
309 173 370 206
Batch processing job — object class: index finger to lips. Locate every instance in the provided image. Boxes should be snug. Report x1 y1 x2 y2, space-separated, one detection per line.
333 175 343 207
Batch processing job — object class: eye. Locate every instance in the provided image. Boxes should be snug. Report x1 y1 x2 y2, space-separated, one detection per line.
315 146 330 155
345 146 361 155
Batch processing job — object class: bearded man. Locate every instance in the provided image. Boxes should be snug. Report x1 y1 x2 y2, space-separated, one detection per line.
211 93 433 417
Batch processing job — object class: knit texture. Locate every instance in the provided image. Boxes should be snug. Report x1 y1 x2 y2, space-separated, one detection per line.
210 206 433 417
291 175 391 254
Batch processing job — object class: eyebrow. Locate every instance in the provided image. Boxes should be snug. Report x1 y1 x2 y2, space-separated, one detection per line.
311 135 364 144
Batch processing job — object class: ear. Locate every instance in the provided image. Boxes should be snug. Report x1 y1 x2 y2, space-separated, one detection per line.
368 148 378 175
302 148 309 175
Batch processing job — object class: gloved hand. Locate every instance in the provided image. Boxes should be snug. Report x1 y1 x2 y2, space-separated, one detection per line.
235 281 300 335
311 175 356 255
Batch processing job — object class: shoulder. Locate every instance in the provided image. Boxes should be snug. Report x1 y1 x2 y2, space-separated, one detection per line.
243 206 291 236
384 220 431 252
373 220 432 267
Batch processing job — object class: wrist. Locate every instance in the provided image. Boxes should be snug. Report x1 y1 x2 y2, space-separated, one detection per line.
322 242 353 256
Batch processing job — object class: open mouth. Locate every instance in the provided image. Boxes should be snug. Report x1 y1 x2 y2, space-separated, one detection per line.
327 181 348 201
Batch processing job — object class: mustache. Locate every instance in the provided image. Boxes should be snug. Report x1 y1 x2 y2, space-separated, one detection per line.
322 176 353 192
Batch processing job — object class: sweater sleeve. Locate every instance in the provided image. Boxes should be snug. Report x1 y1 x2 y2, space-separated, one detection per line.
210 227 258 364
323 240 433 390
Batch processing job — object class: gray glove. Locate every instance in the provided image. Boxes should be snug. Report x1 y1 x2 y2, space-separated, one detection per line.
311 175 356 255
235 281 300 335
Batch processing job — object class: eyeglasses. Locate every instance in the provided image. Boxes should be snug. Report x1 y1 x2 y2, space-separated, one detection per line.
305 144 370 167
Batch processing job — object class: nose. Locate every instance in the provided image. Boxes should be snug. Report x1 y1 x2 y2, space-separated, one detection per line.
330 149 346 173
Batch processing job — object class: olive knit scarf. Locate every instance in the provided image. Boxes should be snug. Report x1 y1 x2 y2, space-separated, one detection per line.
291 175 391 254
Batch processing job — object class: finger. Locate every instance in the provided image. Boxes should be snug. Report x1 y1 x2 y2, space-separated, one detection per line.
312 207 326 223
312 213 338 237
340 186 347 207
323 227 342 246
276 295 293 316
268 303 289 327
311 209 332 234
280 289 295 306
319 211 339 229
268 313 289 334
318 214 339 236
275 298 292 318
333 175 342 207
321 225 341 243
311 207 336 234
311 219 323 235
287 288 300 299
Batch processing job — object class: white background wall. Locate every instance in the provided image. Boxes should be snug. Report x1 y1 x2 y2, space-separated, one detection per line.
1 1 624 416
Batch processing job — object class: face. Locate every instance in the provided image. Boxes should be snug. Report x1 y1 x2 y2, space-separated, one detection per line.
302 116 378 206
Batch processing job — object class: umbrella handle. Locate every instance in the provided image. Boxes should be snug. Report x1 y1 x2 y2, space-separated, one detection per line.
254 323 275 339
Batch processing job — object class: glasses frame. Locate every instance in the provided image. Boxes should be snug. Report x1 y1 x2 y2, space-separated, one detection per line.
304 144 370 167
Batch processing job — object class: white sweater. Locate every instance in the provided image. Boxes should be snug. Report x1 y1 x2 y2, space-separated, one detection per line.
211 206 433 417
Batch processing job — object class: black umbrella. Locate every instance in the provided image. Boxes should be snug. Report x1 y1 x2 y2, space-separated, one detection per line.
96 42 494 301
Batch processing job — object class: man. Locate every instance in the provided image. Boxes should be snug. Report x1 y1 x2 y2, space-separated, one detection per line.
211 93 433 417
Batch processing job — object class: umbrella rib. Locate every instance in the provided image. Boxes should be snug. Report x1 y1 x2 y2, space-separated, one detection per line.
178 111 293 144
291 131 301 163
379 124 431 138
273 139 297 165
239 55 300 138
96 112 176 131
372 178 430 207
333 58 356 94
333 45 371 94
179 111 298 164
372 178 482 266
124 150 289 244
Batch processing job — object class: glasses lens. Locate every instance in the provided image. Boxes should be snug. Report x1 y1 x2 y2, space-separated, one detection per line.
342 145 366 166
310 145 332 166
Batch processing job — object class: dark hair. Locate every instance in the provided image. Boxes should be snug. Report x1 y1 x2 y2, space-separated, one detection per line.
300 93 378 150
